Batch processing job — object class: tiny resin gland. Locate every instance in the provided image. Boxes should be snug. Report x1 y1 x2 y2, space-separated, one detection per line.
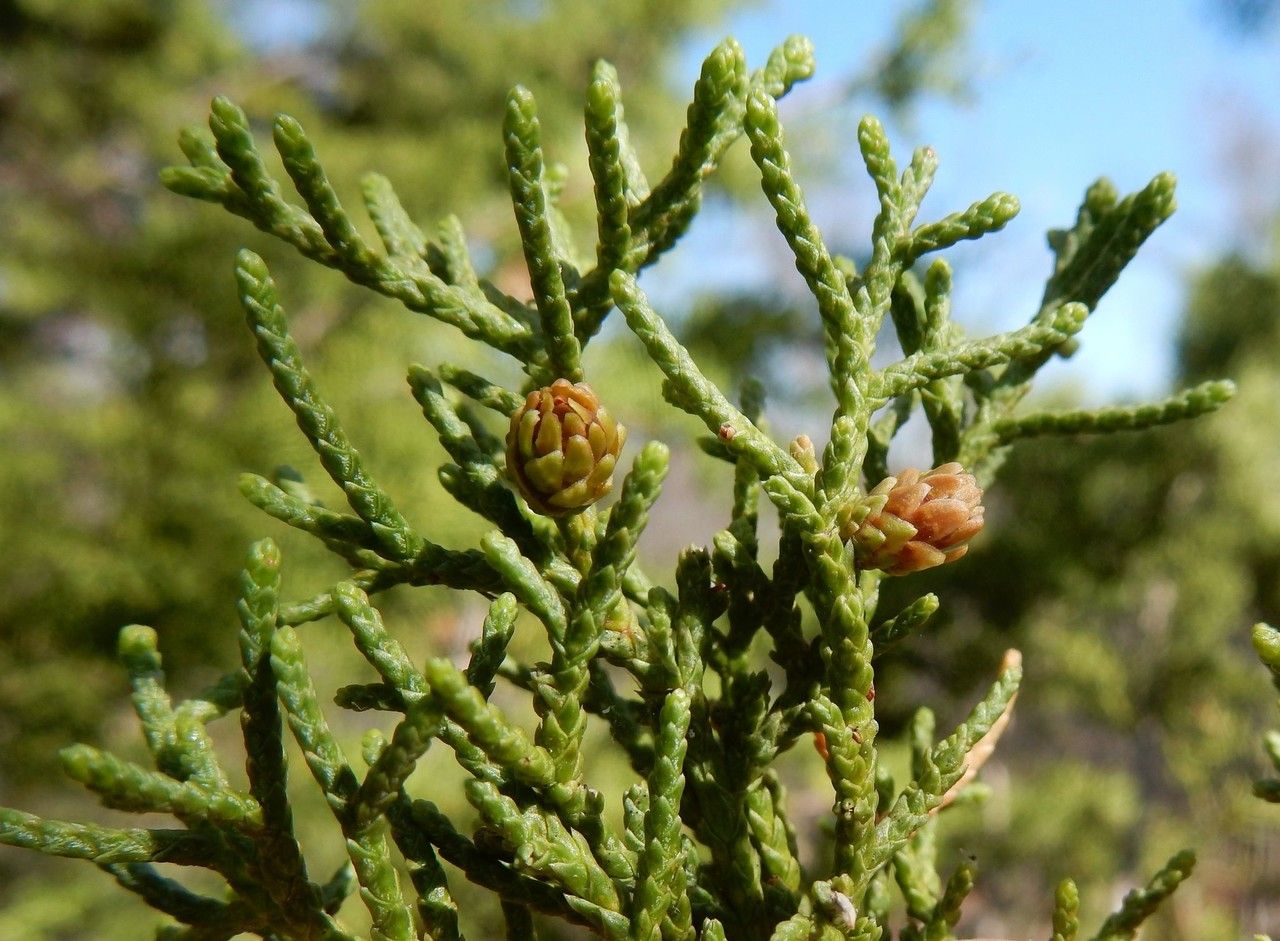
844 462 985 575
506 378 626 516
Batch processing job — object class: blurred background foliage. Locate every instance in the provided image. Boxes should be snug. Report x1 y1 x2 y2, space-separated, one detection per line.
2 0 1279 939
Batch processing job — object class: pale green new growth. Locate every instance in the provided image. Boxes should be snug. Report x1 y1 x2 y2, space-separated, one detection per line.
1 31 1234 941
1053 878 1081 941
1252 623 1280 804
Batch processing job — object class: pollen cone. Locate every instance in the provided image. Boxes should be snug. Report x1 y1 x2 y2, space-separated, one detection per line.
506 379 625 516
844 462 984 575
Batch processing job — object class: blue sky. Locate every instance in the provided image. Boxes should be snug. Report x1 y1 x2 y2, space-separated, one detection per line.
660 0 1280 400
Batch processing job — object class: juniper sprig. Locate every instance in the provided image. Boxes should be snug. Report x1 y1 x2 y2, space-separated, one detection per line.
1 33 1235 941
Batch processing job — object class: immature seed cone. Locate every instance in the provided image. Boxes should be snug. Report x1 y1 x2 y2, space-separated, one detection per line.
844 462 984 575
506 379 625 516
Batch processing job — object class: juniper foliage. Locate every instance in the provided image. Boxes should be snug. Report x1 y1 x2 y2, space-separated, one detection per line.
0 36 1237 940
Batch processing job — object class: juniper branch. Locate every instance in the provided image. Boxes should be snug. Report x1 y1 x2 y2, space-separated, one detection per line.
871 594 940 655
104 863 240 930
0 808 214 866
612 271 812 503
58 745 264 831
118 625 220 784
468 592 520 699
633 38 748 263
904 191 1020 264
439 364 525 415
862 653 1022 882
361 172 430 260
745 86 863 420
874 303 1088 402
1091 850 1195 941
993 379 1235 443
581 61 634 338
270 628 416 941
505 86 583 381
176 100 536 359
236 251 424 562
567 35 814 317
631 688 693 941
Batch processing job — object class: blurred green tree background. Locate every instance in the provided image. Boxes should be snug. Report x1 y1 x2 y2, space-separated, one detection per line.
4 0 1279 938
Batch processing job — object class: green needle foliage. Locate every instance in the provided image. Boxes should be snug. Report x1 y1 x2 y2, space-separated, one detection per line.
1 34 1239 941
